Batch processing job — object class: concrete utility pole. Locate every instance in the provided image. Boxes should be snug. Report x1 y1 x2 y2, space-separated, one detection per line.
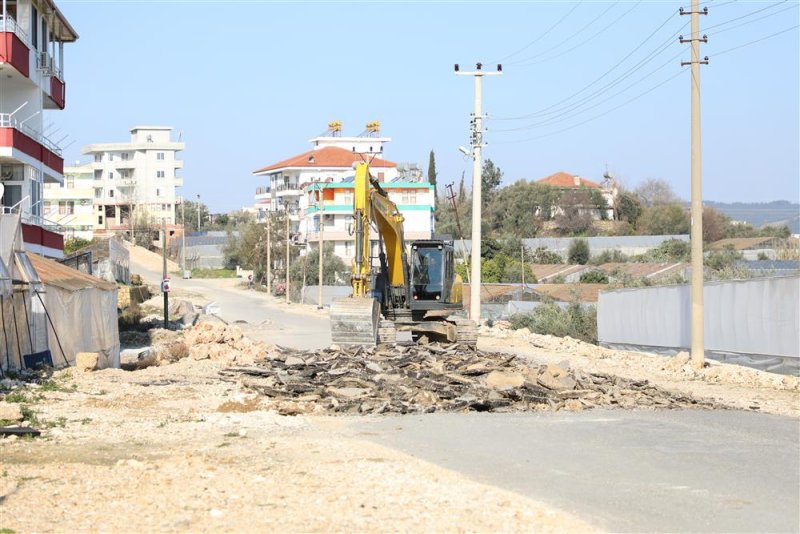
318 193 325 309
161 218 168 329
680 1 708 368
180 197 186 275
455 62 502 322
266 214 272 294
285 212 291 304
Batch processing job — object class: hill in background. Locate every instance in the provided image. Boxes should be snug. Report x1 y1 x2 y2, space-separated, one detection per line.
707 200 800 234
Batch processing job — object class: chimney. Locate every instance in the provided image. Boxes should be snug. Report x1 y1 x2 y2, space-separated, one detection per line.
573 175 581 187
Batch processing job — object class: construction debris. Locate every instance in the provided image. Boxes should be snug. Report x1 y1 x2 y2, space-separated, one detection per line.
221 343 721 415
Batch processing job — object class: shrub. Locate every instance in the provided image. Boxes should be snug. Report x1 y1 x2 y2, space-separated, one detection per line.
509 301 597 344
705 245 742 271
568 239 590 265
589 249 629 265
636 239 690 262
579 270 609 284
530 247 563 264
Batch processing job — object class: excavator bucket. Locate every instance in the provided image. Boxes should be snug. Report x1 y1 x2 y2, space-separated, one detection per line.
329 296 380 346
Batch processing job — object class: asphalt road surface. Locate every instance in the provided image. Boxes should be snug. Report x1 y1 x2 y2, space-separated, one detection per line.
343 409 800 533
129 256 331 349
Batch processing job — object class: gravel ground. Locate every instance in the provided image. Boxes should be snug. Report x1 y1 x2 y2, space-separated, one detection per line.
1 359 594 533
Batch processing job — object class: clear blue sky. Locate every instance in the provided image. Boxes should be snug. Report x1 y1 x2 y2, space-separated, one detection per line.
55 0 799 212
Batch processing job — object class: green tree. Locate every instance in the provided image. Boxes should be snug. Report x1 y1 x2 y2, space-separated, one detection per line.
176 200 210 233
615 190 643 225
481 159 503 204
637 204 690 235
289 243 348 286
568 238 590 265
224 213 298 283
427 150 437 198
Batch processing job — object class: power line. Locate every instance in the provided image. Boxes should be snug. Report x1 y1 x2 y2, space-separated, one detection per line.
513 1 643 67
492 48 685 133
714 23 799 56
497 2 583 63
492 9 681 121
508 1 621 65
494 69 687 145
707 2 797 36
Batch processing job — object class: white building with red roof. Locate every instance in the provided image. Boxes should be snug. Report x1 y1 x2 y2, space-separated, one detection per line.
251 122 434 264
536 171 617 220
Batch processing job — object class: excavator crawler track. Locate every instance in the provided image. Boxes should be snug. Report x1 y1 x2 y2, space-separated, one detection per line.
329 297 380 346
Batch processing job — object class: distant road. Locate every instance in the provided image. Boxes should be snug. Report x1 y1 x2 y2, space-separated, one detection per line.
343 410 800 533
129 254 331 350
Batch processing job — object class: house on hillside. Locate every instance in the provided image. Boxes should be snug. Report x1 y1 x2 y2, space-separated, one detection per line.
536 171 617 220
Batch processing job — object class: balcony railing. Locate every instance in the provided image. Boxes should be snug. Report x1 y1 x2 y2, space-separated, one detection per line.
0 15 29 45
0 113 63 156
255 186 271 195
36 51 63 80
274 184 300 193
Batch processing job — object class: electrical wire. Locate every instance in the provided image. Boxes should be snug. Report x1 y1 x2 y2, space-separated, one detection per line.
493 18 797 146
493 9 681 121
494 69 687 145
714 23 799 56
515 1 643 67
707 2 798 37
492 47 685 132
497 2 584 63
494 22 688 129
509 1 621 65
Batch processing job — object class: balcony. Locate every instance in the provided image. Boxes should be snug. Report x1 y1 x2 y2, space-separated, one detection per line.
0 114 64 175
274 183 301 197
118 179 137 188
0 16 30 78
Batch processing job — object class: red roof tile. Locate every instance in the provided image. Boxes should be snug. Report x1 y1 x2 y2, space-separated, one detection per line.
254 146 397 174
537 172 600 189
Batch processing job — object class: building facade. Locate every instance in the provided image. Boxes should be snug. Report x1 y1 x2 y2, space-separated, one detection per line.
0 0 78 257
536 171 617 220
80 126 184 237
42 164 94 240
251 122 434 264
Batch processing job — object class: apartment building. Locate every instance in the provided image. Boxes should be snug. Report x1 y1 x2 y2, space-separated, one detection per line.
42 164 94 240
252 122 434 264
0 0 78 258
81 126 184 236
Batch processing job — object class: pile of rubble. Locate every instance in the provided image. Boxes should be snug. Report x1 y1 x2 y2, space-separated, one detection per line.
123 322 268 370
221 343 719 415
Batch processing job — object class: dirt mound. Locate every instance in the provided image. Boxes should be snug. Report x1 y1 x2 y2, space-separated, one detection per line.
480 324 800 392
221 343 721 415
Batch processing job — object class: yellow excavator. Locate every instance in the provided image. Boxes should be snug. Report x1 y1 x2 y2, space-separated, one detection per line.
329 162 477 346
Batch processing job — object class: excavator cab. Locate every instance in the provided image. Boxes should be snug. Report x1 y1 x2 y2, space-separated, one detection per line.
409 240 460 311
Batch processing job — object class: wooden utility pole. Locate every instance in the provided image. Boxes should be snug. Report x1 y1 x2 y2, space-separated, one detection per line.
445 181 470 284
680 1 708 368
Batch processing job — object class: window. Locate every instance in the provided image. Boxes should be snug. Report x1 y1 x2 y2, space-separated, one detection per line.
402 190 416 205
94 154 102 163
66 178 74 189
157 152 165 160
121 153 129 160
108 172 114 180
94 188 102 199
98 216 103 224
31 6 38 51
156 171 165 178
343 190 353 205
108 153 115 162
378 172 385 181
94 170 102 180
43 201 51 213
58 201 75 215
156 188 161 197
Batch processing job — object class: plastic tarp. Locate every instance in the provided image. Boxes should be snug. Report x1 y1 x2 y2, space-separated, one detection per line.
598 276 800 375
39 283 120 369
